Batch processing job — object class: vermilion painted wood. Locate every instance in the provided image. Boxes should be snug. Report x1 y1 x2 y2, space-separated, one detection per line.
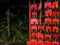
38 3 42 10
52 1 58 9
45 9 52 16
51 41 59 45
30 39 37 45
30 4 37 11
38 40 44 45
44 2 51 9
53 33 58 40
45 34 51 41
46 26 51 32
39 11 42 18
53 26 58 33
38 19 42 25
52 10 59 16
30 18 39 25
38 25 44 31
45 41 51 45
37 33 44 40
52 18 59 24
31 33 37 38
29 3 38 40
31 11 37 18
44 18 52 24
29 3 31 40
30 25 37 32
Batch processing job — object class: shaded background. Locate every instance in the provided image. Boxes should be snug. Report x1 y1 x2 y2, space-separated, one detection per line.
0 0 28 45
0 0 60 45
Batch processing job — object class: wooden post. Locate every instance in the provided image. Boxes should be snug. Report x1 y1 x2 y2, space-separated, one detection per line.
34 0 35 4
29 1 31 40
40 0 42 2
7 9 10 38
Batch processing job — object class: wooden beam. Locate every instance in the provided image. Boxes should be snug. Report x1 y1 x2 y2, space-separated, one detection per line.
40 0 42 2
34 0 35 3
55 0 58 1
47 0 49 2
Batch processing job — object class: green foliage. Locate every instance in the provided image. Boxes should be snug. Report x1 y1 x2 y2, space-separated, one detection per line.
0 5 28 45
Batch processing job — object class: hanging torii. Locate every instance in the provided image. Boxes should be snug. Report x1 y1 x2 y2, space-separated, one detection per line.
52 0 58 9
45 9 52 17
46 26 51 33
44 0 51 9
52 10 59 17
53 26 58 33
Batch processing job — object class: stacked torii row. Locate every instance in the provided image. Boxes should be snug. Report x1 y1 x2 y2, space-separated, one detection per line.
27 0 60 45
